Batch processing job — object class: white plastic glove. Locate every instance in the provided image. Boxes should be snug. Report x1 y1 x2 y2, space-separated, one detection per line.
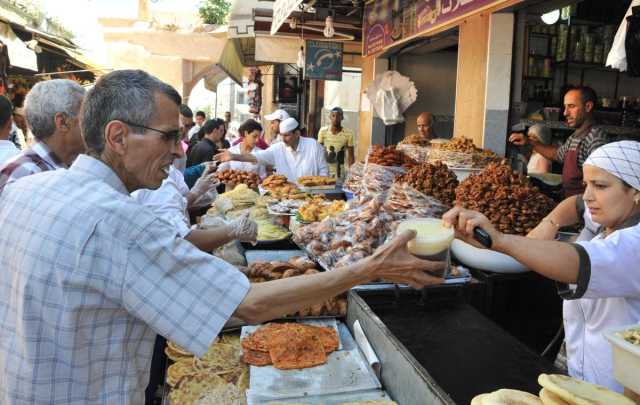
229 212 258 243
191 162 220 207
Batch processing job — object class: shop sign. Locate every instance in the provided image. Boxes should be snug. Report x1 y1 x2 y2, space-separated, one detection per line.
304 40 343 81
363 0 506 56
271 0 304 35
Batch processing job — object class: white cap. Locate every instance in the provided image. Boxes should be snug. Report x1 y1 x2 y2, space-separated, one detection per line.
279 117 298 134
265 109 290 122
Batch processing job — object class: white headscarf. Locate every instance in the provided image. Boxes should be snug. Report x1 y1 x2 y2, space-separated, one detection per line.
584 141 640 191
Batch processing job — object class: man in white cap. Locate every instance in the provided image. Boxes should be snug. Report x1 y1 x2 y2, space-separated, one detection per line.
215 117 328 183
264 109 289 145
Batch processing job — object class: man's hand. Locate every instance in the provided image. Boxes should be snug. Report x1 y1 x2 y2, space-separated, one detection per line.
214 149 233 163
442 206 502 250
364 230 445 289
508 132 528 146
229 213 258 243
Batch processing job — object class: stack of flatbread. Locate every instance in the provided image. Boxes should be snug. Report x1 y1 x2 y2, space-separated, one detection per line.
241 322 339 370
471 373 635 405
165 335 249 405
267 401 398 405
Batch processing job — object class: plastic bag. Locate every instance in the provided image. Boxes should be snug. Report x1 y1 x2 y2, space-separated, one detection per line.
360 163 405 195
343 162 364 194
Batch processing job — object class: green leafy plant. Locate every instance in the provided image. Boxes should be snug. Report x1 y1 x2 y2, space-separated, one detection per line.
198 0 231 25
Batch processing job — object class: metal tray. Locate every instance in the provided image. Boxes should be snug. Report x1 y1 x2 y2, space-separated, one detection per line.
243 320 380 403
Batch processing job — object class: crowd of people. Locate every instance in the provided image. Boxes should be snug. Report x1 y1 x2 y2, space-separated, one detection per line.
0 69 638 403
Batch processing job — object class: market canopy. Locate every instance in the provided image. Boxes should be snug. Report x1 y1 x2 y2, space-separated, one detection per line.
0 22 37 71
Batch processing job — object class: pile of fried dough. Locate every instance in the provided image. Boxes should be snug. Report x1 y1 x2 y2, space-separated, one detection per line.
241 323 339 370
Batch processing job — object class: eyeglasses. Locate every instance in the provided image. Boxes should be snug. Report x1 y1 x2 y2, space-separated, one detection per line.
118 119 181 143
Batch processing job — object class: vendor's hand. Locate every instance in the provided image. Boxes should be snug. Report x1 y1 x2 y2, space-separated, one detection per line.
527 220 559 240
365 230 445 289
191 163 219 198
508 132 528 146
214 149 232 163
442 206 502 250
229 213 258 243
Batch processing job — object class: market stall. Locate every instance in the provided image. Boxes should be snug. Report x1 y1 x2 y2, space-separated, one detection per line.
148 136 640 404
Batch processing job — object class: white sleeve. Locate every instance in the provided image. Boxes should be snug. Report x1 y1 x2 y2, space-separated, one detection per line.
132 180 191 238
254 144 277 167
317 143 329 177
573 224 640 299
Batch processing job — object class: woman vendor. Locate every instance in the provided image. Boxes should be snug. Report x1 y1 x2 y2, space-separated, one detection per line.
444 141 640 392
218 119 267 180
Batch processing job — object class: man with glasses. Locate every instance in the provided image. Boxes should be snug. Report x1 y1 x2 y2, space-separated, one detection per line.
0 70 443 404
0 79 85 192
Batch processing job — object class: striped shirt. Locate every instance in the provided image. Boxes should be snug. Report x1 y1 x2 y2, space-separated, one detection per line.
0 155 249 404
0 141 66 192
555 125 608 168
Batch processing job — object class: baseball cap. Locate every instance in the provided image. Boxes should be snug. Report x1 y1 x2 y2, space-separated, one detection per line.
265 109 290 121
279 117 299 134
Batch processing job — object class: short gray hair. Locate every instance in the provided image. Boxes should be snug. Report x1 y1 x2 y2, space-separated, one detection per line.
81 69 182 155
25 79 85 140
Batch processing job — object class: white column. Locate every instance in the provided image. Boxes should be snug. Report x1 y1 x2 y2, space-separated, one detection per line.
483 12 514 156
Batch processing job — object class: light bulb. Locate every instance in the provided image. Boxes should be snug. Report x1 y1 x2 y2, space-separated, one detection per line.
541 9 560 25
297 47 305 68
323 16 335 38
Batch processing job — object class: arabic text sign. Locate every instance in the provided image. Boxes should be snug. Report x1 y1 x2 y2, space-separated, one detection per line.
363 0 505 56
305 40 343 81
271 0 304 35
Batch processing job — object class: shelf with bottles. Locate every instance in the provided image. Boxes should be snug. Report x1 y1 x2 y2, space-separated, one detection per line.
552 60 619 73
523 76 554 81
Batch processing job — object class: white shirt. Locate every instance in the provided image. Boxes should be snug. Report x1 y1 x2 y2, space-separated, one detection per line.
0 155 249 404
0 139 19 166
562 208 640 392
188 125 201 140
254 137 329 183
132 165 192 238
218 143 267 179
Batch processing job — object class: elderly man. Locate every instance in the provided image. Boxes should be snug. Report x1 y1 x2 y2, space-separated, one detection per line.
264 108 289 145
0 70 442 404
510 86 608 197
216 117 329 183
416 112 436 141
0 79 85 192
317 106 354 178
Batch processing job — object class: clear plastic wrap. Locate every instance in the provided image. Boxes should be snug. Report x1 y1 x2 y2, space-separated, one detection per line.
383 182 450 221
342 162 364 194
396 144 429 163
359 163 405 195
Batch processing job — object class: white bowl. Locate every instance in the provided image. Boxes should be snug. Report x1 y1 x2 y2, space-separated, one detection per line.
451 167 482 181
451 239 528 273
398 218 454 256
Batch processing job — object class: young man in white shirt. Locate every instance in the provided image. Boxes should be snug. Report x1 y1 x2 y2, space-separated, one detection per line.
0 96 18 166
215 117 329 183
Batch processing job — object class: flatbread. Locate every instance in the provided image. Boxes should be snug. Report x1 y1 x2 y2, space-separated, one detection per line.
338 401 399 405
169 373 226 405
538 374 635 405
539 388 572 405
483 389 542 405
315 325 340 353
166 358 197 387
165 341 194 362
241 323 287 352
471 393 491 405
242 348 272 366
268 327 327 369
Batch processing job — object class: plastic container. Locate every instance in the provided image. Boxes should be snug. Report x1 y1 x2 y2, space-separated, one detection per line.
344 191 354 200
605 324 640 393
397 218 454 256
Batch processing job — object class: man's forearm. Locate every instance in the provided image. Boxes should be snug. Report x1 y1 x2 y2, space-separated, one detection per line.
233 259 371 324
347 147 355 167
185 226 235 252
231 153 258 164
495 234 580 284
532 142 559 161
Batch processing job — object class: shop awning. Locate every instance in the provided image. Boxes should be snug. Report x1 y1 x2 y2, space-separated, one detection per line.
0 22 37 71
214 40 243 86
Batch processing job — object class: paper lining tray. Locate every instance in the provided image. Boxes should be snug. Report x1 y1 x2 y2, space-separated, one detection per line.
242 320 381 403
